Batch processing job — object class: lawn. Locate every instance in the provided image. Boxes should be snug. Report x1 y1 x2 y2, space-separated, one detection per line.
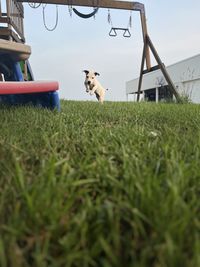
0 101 199 267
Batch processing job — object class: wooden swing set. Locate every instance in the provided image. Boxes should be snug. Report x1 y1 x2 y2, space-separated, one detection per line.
0 0 181 102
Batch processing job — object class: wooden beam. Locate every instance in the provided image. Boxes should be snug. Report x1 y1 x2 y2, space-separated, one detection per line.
0 27 12 37
0 0 2 17
136 38 146 102
140 11 151 70
10 18 25 41
142 65 160 75
17 0 144 12
0 27 24 43
0 17 10 24
146 35 182 103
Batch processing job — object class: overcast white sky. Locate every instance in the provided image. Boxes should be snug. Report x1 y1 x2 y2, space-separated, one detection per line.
22 0 200 101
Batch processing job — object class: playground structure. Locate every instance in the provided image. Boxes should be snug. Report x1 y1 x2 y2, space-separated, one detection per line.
0 0 60 109
0 0 181 105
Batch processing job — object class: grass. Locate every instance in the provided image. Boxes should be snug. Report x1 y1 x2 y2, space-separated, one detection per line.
0 101 199 267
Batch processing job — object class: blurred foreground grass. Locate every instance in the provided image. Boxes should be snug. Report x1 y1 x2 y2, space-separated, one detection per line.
0 101 199 267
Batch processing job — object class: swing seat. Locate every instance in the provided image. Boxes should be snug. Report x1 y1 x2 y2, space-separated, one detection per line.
72 7 99 18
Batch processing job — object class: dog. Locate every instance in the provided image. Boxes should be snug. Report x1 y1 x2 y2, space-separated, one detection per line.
83 70 107 103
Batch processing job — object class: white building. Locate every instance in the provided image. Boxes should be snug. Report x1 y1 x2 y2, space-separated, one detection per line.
126 54 200 103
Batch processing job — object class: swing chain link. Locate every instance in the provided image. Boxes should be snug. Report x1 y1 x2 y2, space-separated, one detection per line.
68 5 73 17
28 2 59 31
93 0 99 19
107 9 113 26
68 0 73 17
128 11 132 28
108 9 132 38
42 4 59 32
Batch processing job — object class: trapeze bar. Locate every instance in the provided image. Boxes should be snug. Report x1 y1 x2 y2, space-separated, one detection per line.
109 27 131 37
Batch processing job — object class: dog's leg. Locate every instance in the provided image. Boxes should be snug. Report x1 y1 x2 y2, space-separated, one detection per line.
95 92 100 101
98 90 105 104
99 96 104 104
90 85 98 95
84 82 90 92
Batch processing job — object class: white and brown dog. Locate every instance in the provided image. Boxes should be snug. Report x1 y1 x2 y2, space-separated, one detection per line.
83 70 107 103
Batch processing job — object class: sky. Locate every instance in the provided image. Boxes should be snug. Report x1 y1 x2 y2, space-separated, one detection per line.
20 0 200 101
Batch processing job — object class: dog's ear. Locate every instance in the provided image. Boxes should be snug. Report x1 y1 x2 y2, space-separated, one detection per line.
94 72 100 76
83 70 89 75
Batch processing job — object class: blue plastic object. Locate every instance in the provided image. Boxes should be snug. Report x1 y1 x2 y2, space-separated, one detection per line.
0 53 60 110
0 91 60 110
0 55 23 81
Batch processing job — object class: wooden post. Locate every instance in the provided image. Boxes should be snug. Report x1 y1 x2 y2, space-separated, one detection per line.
146 35 181 103
0 0 2 16
6 0 12 40
155 87 159 103
136 37 147 102
140 9 151 70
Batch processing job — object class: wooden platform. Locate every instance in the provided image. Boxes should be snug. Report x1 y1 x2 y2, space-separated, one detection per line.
0 39 31 61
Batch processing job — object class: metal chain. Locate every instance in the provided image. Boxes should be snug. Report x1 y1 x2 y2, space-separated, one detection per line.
128 11 132 28
68 5 73 17
68 0 73 17
107 9 113 26
108 9 132 29
42 4 59 32
93 0 99 20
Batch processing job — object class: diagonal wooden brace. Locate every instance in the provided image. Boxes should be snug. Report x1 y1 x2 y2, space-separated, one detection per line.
137 35 181 103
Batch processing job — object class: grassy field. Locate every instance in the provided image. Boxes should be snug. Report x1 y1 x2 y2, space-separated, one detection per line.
0 101 199 267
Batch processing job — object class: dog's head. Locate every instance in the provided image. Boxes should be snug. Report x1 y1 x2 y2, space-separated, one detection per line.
83 70 100 92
